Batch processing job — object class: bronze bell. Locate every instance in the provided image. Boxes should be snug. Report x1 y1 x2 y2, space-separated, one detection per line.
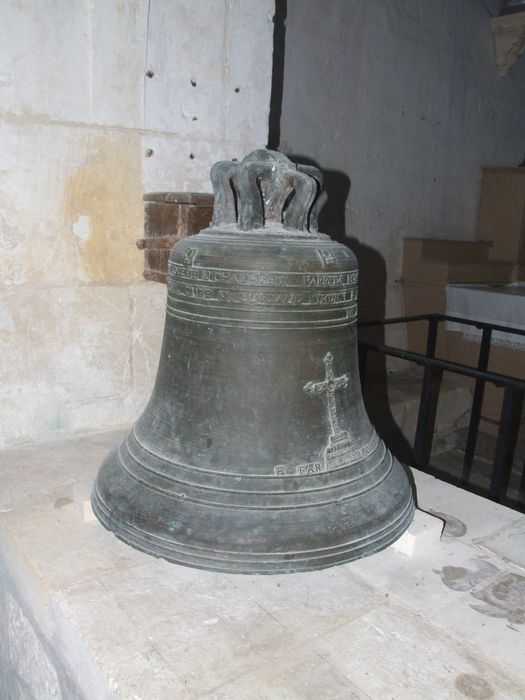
92 149 414 574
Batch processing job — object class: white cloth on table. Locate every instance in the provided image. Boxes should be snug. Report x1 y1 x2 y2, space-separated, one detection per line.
445 282 525 349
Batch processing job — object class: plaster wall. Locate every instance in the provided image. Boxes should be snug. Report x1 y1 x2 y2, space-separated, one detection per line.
279 0 525 339
0 0 274 446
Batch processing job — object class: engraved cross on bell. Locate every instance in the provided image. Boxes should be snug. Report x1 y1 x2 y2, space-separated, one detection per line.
304 352 350 441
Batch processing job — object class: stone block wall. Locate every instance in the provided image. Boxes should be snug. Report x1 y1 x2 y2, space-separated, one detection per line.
0 0 274 446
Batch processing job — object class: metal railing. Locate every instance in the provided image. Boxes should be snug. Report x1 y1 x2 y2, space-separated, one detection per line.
357 313 525 507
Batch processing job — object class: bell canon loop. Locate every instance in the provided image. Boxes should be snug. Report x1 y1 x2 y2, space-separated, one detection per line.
92 149 414 574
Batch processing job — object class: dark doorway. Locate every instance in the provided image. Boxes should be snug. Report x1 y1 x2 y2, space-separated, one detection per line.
267 0 287 150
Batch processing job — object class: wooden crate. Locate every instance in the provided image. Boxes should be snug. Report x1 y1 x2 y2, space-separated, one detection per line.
137 192 214 283
476 167 525 263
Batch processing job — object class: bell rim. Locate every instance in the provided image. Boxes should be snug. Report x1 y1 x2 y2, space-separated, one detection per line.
91 479 414 575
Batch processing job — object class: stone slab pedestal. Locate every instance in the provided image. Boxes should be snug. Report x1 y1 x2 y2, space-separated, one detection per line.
1 431 525 698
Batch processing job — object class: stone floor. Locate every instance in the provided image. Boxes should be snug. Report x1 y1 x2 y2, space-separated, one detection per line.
429 423 525 509
1 430 525 699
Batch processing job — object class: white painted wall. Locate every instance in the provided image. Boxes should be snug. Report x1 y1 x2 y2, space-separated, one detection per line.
279 0 525 331
0 0 274 446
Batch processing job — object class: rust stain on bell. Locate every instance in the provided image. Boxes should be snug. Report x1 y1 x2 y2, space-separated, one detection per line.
92 149 414 574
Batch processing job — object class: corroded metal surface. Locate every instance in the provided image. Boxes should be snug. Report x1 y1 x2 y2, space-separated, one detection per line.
92 150 414 574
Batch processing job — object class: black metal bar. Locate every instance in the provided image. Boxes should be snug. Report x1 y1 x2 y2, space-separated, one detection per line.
358 341 525 391
358 314 438 328
489 387 524 502
426 317 438 358
357 313 525 508
438 314 525 338
358 313 525 339
462 328 492 481
414 365 443 468
519 458 525 507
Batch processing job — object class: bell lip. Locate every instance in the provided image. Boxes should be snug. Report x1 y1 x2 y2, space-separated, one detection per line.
91 479 414 575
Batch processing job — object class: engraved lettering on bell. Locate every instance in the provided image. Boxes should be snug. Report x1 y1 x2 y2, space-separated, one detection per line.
273 462 323 477
92 149 414 574
316 248 336 267
169 264 358 288
183 248 197 266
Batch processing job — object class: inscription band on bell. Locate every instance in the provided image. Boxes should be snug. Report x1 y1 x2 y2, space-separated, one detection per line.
168 262 359 288
171 283 357 307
